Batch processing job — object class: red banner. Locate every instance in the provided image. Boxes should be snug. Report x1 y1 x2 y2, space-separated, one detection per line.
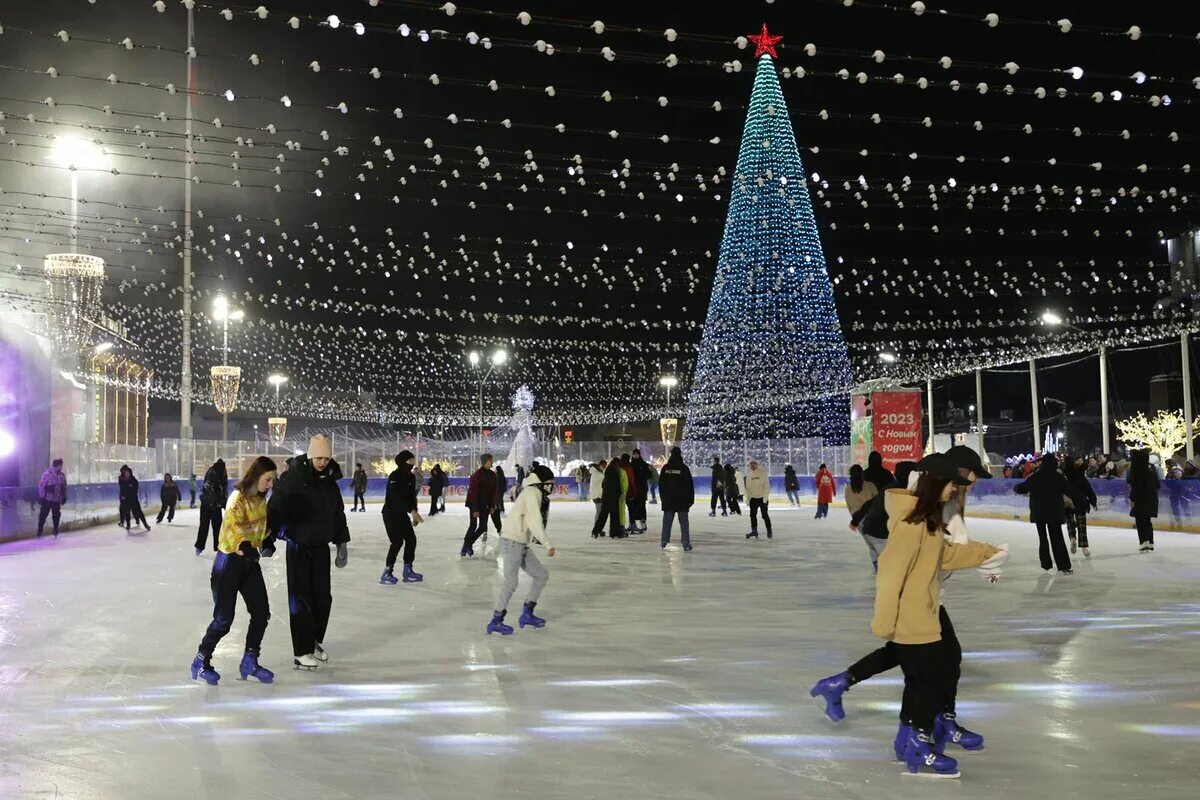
871 391 923 471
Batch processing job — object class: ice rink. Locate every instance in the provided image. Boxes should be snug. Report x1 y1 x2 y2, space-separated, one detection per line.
1 499 1197 800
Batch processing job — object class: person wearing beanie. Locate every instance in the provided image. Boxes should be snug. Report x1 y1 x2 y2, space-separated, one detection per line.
1014 453 1083 573
267 434 351 670
380 450 424 585
350 463 368 512
461 453 500 558
486 466 557 635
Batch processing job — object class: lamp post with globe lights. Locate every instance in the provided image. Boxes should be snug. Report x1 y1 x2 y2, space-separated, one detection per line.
468 349 508 460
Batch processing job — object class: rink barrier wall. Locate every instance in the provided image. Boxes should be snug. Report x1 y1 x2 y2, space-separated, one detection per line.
3 476 1199 542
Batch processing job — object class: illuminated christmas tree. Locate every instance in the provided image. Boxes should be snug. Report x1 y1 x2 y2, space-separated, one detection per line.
686 26 853 442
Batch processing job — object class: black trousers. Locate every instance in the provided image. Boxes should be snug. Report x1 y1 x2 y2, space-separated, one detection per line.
895 639 951 732
119 501 130 528
848 607 960 718
463 507 494 550
429 491 442 516
37 501 62 536
727 493 742 515
384 513 417 567
125 500 148 529
593 496 623 537
353 490 366 511
157 501 176 524
710 485 727 513
750 498 772 534
1135 515 1155 545
286 541 332 657
190 489 196 508
1065 509 1089 548
198 552 270 658
631 492 648 525
1036 521 1072 571
196 507 223 551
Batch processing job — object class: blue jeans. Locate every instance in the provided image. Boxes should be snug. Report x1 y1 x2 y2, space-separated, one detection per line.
661 510 690 548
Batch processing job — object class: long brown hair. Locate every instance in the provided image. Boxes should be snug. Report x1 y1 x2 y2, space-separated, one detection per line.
235 456 278 496
903 472 953 533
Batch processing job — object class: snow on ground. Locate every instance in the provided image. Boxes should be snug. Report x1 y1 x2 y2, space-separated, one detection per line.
1 500 1197 799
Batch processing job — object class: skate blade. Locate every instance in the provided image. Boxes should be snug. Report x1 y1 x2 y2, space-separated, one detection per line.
293 664 319 671
901 769 960 779
808 693 843 724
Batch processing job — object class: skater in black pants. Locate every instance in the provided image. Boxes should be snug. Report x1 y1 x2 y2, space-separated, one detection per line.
630 449 653 533
195 459 228 555
494 466 506 516
593 459 626 538
708 456 727 517
1128 448 1160 552
1063 458 1098 557
119 466 151 532
1015 454 1083 574
380 450 425 585
427 463 446 516
461 454 499 557
36 459 67 538
659 447 694 550
267 435 351 670
724 463 743 515
350 463 368 512
190 456 278 686
157 474 182 524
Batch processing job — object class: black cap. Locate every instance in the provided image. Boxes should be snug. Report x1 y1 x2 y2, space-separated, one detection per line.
944 445 992 479
917 453 973 485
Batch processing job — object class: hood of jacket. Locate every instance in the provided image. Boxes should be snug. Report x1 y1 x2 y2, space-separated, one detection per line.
293 453 344 481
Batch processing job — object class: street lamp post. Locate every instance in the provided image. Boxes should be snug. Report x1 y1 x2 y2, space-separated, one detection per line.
468 349 507 461
49 137 109 254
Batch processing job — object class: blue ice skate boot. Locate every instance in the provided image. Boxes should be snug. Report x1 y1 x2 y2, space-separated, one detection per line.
935 712 984 751
487 610 514 636
379 567 399 585
745 531 759 540
190 653 220 686
903 730 960 778
238 651 275 683
808 672 849 722
402 564 424 583
460 545 474 559
893 722 913 760
518 601 546 629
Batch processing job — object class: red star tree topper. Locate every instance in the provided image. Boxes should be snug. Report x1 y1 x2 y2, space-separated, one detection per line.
748 23 783 59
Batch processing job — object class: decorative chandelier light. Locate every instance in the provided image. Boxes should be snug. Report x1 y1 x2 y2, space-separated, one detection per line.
268 416 288 446
210 365 242 414
659 416 679 448
43 253 105 356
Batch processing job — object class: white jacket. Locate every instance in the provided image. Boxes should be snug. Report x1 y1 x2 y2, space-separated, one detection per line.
588 465 604 502
502 474 553 549
744 466 770 499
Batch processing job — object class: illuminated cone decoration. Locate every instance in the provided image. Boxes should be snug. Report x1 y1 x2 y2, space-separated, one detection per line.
686 27 853 442
210 365 242 414
43 253 105 357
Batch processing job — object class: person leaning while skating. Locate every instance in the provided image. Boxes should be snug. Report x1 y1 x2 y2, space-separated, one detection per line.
487 465 557 635
380 449 424 585
191 456 278 686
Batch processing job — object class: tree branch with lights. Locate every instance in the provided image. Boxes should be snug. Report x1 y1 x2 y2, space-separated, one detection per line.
1114 410 1200 464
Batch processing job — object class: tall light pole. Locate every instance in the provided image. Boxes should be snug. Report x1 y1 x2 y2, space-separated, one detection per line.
48 137 108 253
468 349 507 460
212 296 244 443
180 0 197 440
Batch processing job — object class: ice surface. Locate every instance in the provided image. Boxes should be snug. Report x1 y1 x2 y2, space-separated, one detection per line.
1 501 1197 799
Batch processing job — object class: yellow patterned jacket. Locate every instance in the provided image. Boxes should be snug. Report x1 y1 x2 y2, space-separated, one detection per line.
218 489 269 555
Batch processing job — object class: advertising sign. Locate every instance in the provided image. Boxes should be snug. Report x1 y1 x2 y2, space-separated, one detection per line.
871 390 924 471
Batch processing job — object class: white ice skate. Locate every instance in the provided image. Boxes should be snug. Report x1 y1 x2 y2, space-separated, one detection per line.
313 643 329 662
294 654 320 670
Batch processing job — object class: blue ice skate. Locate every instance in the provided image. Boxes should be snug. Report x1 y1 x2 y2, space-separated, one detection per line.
518 602 546 629
808 672 848 722
238 651 274 683
190 653 220 686
935 712 984 751
487 610 514 636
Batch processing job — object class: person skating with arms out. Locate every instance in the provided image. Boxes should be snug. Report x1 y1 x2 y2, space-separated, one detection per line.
267 434 351 671
191 457 278 685
487 465 557 635
380 450 424 585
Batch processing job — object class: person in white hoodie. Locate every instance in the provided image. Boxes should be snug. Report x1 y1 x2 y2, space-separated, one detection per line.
588 459 607 536
744 458 773 540
487 465 557 635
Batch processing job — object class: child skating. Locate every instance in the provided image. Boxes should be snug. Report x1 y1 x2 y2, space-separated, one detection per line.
487 466 557 635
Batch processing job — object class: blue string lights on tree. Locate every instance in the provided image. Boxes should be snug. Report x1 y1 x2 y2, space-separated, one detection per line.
686 26 853 443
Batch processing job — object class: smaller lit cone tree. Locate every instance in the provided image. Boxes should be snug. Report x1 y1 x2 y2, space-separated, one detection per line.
1115 409 1200 464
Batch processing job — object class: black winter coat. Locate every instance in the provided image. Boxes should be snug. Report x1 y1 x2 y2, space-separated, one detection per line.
118 476 140 505
632 458 653 499
1065 470 1098 511
601 466 624 503
160 482 182 505
200 465 228 511
1015 466 1083 524
352 468 368 492
658 463 695 512
710 462 724 484
784 468 800 491
383 465 419 517
268 455 351 547
1128 469 1160 519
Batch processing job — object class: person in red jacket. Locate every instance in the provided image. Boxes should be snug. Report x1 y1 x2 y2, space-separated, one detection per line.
619 453 639 535
461 453 499 558
815 463 836 519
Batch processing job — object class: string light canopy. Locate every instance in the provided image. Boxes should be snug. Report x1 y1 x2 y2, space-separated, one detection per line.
0 3 1195 425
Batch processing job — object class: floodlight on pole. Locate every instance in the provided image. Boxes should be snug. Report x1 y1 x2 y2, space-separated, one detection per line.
491 349 508 366
468 350 481 367
878 351 898 364
1041 310 1064 326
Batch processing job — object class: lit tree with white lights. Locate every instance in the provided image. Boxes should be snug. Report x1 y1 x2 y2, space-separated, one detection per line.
686 26 853 442
1115 409 1200 464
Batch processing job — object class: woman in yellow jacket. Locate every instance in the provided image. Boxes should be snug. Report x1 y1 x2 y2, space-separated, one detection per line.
191 456 278 686
871 455 1007 779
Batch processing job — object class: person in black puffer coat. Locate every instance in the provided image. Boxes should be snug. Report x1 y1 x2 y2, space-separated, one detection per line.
592 459 626 539
658 447 695 550
119 465 151 532
267 435 351 670
1063 458 1098 557
1127 448 1161 552
630 449 653 533
708 456 727 517
862 450 894 494
195 459 229 554
1015 454 1083 573
381 450 424 585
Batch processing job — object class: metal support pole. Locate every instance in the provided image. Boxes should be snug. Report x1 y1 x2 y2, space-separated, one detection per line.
70 172 79 253
926 378 935 451
1183 333 1194 462
1099 346 1110 454
975 368 984 448
1029 359 1041 453
180 4 195 439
